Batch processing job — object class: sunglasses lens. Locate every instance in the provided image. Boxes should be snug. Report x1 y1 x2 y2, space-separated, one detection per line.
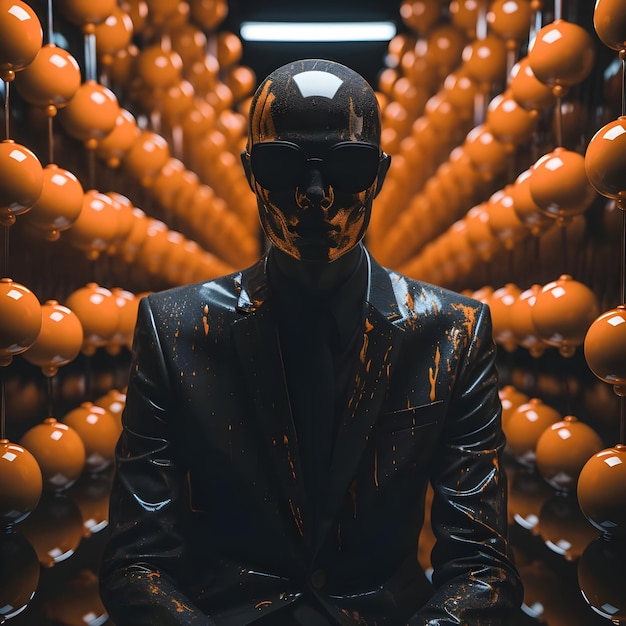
250 143 305 191
325 144 380 193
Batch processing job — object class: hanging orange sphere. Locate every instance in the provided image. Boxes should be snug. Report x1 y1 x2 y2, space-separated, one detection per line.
123 131 171 187
400 0 442 36
508 57 556 111
109 288 139 354
65 189 121 259
530 148 597 221
95 108 140 168
0 140 43 226
23 163 84 241
486 0 532 45
485 187 527 250
21 300 83 377
463 124 509 179
531 275 600 357
136 44 183 89
189 0 228 30
594 0 626 51
19 418 86 491
461 34 508 86
585 117 626 207
528 19 596 89
170 23 207 64
509 284 545 357
59 80 120 144
535 416 604 492
161 79 196 125
449 0 477 36
45 569 109 623
498 385 529 430
486 91 538 147
426 23 467 77
584 305 626 395
0 278 41 367
510 168 555 237
65 283 120 356
505 398 561 466
62 402 120 472
56 0 118 29
0 0 43 80
577 445 626 538
94 4 134 64
487 283 522 352
0 439 42 526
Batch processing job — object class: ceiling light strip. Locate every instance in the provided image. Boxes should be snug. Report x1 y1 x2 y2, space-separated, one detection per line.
240 21 397 43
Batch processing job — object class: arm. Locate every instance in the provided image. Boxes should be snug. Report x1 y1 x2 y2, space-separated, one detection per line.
408 304 523 626
99 297 214 626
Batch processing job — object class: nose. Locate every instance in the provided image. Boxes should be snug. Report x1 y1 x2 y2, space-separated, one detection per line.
298 166 328 209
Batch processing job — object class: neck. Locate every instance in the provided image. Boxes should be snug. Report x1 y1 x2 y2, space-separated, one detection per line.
271 244 364 293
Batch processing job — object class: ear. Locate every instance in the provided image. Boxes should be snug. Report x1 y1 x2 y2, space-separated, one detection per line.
240 149 255 192
373 152 391 198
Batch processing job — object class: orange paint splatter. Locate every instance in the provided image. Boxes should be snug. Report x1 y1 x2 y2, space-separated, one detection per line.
429 345 441 402
202 304 209 335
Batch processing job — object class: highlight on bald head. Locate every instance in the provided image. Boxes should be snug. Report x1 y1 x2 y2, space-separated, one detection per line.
247 59 383 148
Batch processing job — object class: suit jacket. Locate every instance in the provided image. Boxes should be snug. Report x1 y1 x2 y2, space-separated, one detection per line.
99 248 523 625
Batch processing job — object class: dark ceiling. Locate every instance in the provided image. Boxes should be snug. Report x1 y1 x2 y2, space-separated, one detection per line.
220 0 405 88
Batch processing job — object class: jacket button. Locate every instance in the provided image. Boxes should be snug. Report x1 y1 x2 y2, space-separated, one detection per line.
310 569 326 590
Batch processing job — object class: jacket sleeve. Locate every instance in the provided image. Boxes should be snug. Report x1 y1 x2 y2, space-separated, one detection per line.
408 303 524 626
99 296 214 626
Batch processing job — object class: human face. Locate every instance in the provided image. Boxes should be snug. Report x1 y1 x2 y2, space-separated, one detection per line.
249 137 381 262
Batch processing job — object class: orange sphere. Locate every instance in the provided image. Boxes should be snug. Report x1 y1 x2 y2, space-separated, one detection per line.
487 283 522 352
224 65 256 103
65 189 120 259
509 284 545 357
485 187 527 250
584 305 626 394
577 445 626 538
189 0 228 30
0 439 42 526
106 192 135 249
45 569 108 623
528 19 595 88
486 0 532 44
531 275 599 357
62 402 120 472
465 203 502 261
486 91 538 147
505 398 561 466
66 472 111 535
94 4 133 62
510 168 555 237
136 219 169 274
585 117 626 205
95 108 140 168
21 300 83 377
65 283 120 355
216 31 242 67
0 278 41 366
530 148 597 220
594 0 626 51
24 164 84 240
449 0 477 36
96 388 127 431
19 418 86 491
123 131 171 187
161 79 195 125
443 70 478 112
509 57 556 111
56 0 117 28
0 531 40 619
426 23 467 77
170 23 207 64
120 207 150 262
136 44 182 88
59 80 120 143
0 140 43 226
0 0 42 78
400 0 442 36
463 124 509 179
461 34 508 86
109 287 139 353
498 385 529 430
535 416 604 492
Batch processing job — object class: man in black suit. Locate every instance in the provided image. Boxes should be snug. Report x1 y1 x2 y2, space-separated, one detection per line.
100 59 523 625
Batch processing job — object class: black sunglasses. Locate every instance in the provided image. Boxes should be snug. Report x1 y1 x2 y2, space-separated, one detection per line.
248 141 382 194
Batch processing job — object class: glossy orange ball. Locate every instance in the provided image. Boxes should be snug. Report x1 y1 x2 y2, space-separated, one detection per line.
56 0 117 28
593 0 626 51
67 471 112 535
0 140 43 226
45 569 108 624
486 91 538 147
0 531 40 620
463 124 509 179
109 288 138 354
136 44 182 89
584 305 626 394
95 108 140 168
531 275 599 357
509 284 545 357
65 283 120 355
488 283 522 352
123 131 171 187
95 388 126 431
0 279 41 366
23 163 84 240
0 439 42 526
498 385 529 430
505 398 561 466
585 117 626 204
485 187 527 250
161 79 195 124
510 168 555 237
13 43 81 110
528 19 595 88
400 0 442 36
509 57 556 111
19 418 86 492
65 189 120 259
59 80 120 143
170 23 207 65
0 0 42 77
486 0 532 44
577 445 626 538
62 402 120 472
94 4 133 62
461 34 508 85
189 0 228 30
21 300 83 376
530 148 597 220
535 416 605 492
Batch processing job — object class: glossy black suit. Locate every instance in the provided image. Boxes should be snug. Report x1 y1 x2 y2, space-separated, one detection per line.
99 246 523 625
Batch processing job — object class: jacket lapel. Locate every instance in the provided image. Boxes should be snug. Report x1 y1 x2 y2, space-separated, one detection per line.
318 253 407 545
230 259 309 542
